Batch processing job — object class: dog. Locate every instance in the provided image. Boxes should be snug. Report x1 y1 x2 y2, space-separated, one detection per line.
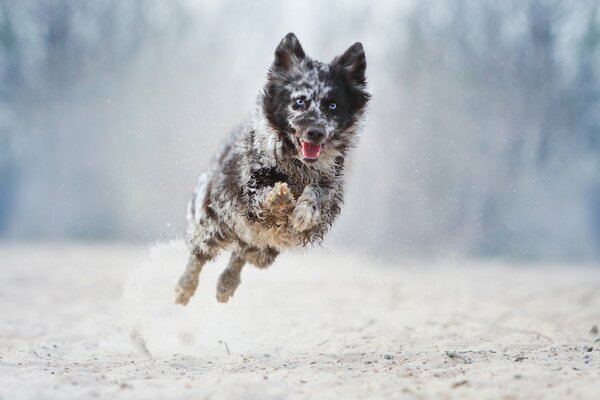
175 33 370 304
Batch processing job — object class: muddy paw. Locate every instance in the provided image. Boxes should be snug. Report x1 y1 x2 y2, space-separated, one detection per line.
265 182 295 212
291 200 320 232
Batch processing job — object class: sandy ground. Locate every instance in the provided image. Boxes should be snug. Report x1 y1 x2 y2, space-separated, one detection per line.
1 241 600 400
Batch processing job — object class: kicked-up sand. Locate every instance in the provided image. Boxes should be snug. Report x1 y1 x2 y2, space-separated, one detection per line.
1 241 599 399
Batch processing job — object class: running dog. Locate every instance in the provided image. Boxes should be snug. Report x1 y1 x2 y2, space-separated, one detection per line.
175 33 370 304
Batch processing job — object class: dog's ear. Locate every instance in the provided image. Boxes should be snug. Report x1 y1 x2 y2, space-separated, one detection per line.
332 42 367 87
272 33 306 70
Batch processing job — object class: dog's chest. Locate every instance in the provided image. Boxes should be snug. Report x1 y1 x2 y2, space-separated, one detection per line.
251 166 307 198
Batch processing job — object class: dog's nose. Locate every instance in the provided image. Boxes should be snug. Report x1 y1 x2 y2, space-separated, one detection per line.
306 128 325 142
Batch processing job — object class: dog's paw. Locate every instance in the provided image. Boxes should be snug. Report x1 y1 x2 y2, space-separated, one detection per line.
216 269 241 303
265 182 295 212
216 286 236 303
291 200 320 232
174 283 193 306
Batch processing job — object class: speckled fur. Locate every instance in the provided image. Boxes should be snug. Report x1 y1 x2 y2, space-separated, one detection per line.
175 33 370 304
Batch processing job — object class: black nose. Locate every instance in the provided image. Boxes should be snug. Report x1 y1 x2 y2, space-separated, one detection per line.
306 128 325 142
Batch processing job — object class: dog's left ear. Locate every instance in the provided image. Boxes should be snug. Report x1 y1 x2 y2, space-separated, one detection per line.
273 33 306 71
332 42 367 87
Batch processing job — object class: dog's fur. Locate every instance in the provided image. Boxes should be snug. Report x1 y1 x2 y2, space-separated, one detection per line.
175 33 370 304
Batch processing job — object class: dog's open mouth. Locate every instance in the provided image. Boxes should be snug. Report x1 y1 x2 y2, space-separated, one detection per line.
300 140 322 160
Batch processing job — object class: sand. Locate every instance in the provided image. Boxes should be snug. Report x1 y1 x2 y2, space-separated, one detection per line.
1 241 599 399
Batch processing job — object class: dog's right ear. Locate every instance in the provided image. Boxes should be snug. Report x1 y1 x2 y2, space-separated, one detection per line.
272 33 306 71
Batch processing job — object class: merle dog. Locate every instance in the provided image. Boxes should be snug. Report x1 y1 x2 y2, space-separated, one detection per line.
175 33 370 304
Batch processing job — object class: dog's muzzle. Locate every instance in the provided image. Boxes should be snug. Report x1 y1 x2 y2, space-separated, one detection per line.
300 128 326 160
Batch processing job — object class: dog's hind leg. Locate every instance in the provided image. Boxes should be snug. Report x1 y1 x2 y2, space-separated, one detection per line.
216 247 279 303
216 251 246 303
243 246 279 269
175 252 209 305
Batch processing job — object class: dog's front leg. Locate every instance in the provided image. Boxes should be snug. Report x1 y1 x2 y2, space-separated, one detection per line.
291 184 322 232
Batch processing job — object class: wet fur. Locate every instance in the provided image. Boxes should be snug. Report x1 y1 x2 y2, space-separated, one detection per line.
175 33 370 304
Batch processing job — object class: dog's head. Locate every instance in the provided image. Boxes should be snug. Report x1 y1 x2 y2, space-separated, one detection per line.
263 33 370 166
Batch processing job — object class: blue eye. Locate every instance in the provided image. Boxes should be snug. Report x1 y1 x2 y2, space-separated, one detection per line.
329 102 337 110
295 98 305 106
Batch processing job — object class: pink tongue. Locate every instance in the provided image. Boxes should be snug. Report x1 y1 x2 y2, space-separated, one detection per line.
301 141 322 159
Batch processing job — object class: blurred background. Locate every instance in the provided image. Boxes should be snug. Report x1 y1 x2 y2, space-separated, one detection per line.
0 0 599 260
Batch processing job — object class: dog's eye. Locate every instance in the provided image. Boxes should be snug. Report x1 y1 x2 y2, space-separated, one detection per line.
329 102 337 110
295 98 305 106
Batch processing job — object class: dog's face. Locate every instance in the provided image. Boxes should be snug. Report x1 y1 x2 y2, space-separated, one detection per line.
263 33 370 165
